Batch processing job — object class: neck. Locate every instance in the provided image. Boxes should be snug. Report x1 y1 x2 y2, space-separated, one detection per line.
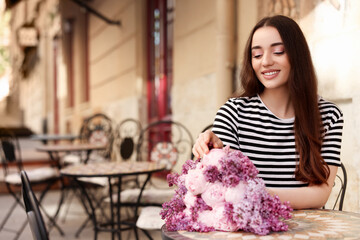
259 88 294 119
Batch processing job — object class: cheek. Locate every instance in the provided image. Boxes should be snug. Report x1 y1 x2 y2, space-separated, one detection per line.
282 61 291 78
251 61 262 78
251 60 260 72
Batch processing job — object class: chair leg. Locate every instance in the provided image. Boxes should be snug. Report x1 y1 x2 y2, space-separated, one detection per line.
0 192 29 239
13 218 28 240
0 200 19 230
75 187 110 238
141 229 154 240
36 179 65 236
60 184 78 223
0 202 28 240
133 227 139 240
39 198 65 236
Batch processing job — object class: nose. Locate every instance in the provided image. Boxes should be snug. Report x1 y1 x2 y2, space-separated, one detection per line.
262 51 274 66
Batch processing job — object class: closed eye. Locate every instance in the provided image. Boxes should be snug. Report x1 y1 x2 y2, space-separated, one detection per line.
274 51 285 55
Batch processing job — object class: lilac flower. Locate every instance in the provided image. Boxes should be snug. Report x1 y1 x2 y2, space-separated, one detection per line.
190 196 212 221
167 172 180 187
203 165 220 183
181 159 198 175
161 147 293 235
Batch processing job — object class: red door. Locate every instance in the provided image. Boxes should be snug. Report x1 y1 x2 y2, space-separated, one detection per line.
147 0 174 123
147 0 174 177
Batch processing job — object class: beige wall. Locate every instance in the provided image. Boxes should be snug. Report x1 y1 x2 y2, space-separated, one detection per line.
56 0 147 133
172 0 227 154
87 0 147 128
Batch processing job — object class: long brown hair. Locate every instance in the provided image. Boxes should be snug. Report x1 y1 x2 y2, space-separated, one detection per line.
238 15 329 185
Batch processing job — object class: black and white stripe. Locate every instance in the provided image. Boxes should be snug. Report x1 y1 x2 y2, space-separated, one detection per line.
213 95 343 188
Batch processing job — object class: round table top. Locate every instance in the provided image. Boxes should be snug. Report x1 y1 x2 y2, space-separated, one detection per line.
61 161 166 178
30 134 79 141
161 209 360 240
36 143 106 152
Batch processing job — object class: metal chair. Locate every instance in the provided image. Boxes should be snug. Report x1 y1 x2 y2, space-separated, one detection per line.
62 113 114 165
104 120 194 239
132 120 194 239
324 162 347 211
21 170 49 240
61 113 114 237
0 130 64 239
113 118 143 189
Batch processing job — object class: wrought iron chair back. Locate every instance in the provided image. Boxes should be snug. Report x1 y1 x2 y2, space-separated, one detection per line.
79 113 114 162
0 129 24 178
21 170 49 240
114 118 142 161
323 162 347 211
136 120 194 172
330 162 347 210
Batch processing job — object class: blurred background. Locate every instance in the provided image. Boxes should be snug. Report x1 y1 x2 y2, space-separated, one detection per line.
0 0 359 212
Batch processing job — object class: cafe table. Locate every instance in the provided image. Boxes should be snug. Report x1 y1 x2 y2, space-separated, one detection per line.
60 161 166 240
161 209 360 239
30 133 79 144
36 143 106 165
35 143 107 230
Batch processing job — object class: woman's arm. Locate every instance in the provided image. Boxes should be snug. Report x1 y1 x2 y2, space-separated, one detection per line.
267 165 338 209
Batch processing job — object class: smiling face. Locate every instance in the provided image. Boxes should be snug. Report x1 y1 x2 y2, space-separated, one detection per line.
251 26 291 92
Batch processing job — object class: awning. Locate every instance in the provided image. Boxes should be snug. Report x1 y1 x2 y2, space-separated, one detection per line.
5 0 121 26
71 0 121 26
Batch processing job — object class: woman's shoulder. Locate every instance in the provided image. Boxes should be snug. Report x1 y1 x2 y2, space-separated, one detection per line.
226 95 261 106
318 97 343 116
318 97 343 124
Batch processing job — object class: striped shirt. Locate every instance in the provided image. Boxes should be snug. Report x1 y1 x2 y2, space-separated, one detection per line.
212 94 343 188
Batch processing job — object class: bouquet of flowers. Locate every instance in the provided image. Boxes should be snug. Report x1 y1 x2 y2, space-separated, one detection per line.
160 146 293 235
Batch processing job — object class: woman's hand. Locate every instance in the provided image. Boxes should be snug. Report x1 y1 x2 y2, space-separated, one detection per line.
192 130 223 159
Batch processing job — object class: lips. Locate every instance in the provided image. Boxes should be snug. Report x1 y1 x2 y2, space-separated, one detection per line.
261 70 280 79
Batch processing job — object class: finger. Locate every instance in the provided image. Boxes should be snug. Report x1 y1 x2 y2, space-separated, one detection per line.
199 132 211 154
193 139 206 158
192 145 200 159
193 134 207 158
209 132 223 149
212 138 223 148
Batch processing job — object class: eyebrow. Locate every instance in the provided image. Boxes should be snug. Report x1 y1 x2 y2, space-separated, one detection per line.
251 42 284 50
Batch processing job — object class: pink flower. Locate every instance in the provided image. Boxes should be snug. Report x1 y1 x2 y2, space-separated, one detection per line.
213 205 239 232
183 191 197 208
202 147 228 168
185 168 208 195
198 205 238 232
197 210 216 228
201 182 226 207
225 182 247 204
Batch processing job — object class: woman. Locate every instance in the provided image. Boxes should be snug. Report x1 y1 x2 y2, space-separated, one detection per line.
192 15 343 209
